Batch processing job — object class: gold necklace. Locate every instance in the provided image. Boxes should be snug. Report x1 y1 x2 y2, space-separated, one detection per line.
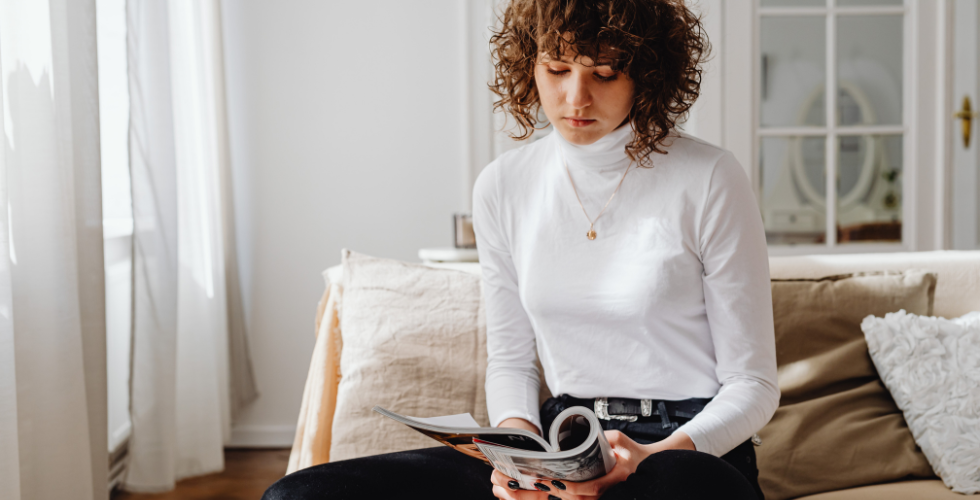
560 145 632 240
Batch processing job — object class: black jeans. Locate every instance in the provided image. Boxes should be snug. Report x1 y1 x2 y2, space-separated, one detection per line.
263 395 763 500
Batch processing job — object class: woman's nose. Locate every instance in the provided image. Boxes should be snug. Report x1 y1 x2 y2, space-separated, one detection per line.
565 73 592 109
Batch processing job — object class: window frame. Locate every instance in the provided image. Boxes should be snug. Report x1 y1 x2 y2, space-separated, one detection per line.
754 0 912 253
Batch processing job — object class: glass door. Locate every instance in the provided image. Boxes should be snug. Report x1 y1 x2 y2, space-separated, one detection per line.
757 0 907 247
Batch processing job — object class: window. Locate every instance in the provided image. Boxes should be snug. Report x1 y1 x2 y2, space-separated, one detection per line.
757 0 907 247
95 0 133 480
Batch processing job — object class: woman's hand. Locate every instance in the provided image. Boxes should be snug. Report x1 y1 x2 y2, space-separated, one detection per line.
489 430 696 500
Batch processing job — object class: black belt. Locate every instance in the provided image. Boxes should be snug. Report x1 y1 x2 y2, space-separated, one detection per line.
559 395 711 428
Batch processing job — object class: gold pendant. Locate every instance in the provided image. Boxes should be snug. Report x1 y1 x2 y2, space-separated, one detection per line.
587 229 596 240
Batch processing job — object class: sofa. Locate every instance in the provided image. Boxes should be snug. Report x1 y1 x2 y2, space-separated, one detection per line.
287 250 980 499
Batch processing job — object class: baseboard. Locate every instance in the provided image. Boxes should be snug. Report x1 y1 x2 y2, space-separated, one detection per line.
227 425 296 448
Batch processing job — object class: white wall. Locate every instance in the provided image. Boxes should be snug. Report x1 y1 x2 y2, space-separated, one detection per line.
221 0 467 445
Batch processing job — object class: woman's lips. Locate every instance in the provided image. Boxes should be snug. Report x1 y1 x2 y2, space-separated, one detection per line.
564 117 596 128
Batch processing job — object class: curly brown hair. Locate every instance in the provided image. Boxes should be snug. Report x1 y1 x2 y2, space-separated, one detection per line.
489 0 708 167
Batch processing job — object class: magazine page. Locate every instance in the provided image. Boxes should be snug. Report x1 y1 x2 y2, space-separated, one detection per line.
373 406 553 464
473 406 617 490
409 413 481 428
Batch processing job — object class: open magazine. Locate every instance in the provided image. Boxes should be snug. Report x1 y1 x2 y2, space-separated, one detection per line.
373 405 617 490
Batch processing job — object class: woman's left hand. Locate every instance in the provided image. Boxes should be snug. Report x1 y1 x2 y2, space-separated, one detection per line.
489 430 695 500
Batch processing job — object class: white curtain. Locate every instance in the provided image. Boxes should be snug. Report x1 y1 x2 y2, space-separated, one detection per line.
123 0 257 492
0 1 109 500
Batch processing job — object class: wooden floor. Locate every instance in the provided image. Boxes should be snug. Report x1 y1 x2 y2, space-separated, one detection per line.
112 449 290 500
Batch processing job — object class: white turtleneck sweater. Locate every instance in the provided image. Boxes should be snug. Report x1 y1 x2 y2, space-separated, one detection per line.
472 125 779 458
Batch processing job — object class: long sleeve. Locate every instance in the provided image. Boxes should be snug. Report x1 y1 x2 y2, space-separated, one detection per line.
675 152 781 457
472 163 543 433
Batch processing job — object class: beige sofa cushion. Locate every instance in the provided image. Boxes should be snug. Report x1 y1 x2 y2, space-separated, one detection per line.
329 250 491 461
758 272 938 500
796 479 964 500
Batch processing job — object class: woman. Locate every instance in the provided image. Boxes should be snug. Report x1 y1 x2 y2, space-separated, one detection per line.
264 1 777 499
477 1 777 499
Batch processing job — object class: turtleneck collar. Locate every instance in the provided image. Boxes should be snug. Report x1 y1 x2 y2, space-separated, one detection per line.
553 123 634 171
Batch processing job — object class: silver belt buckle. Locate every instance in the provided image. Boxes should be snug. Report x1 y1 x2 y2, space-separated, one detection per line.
594 397 649 422
640 399 653 417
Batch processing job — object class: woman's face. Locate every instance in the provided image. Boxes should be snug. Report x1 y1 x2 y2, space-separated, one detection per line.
534 50 635 146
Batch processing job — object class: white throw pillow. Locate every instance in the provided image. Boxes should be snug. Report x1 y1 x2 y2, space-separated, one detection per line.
861 310 980 494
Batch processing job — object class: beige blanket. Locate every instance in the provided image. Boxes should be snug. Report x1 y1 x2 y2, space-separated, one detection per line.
286 279 343 474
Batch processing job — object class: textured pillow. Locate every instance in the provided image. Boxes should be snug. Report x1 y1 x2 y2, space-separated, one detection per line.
862 310 980 494
758 271 938 500
329 250 490 461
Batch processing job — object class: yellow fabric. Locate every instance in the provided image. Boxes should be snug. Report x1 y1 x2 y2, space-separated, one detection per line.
313 285 331 339
757 272 938 500
286 281 343 474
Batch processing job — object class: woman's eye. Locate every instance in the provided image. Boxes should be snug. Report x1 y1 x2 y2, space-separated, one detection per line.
595 73 618 82
547 69 569 76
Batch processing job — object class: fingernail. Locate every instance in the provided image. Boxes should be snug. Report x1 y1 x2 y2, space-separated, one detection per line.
549 496 561 500
507 480 519 491
551 479 566 490
533 482 551 492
